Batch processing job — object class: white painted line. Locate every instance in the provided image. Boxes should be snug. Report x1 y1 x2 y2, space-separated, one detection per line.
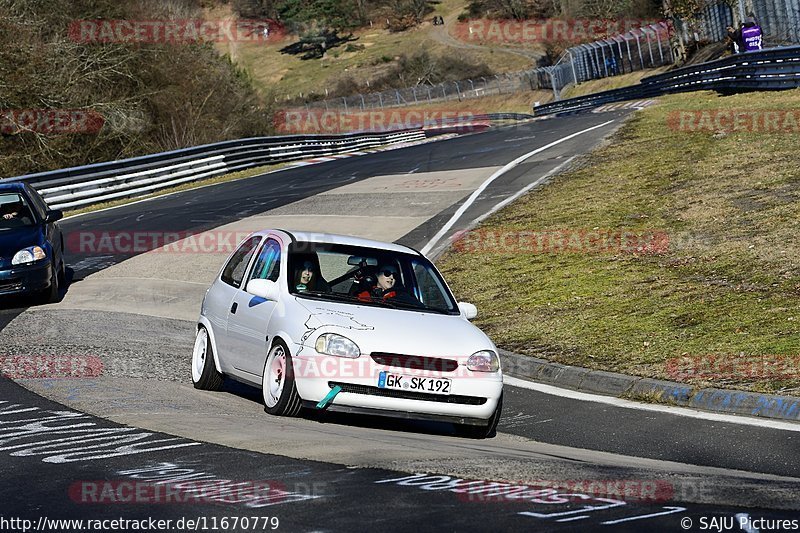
472 156 575 226
420 120 614 256
425 157 576 258
504 376 800 432
601 507 687 525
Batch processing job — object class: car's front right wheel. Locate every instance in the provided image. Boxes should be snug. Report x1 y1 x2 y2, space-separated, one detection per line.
262 339 302 417
191 326 223 391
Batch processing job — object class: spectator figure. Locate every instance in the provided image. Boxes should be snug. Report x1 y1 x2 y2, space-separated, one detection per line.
741 16 763 51
726 25 741 53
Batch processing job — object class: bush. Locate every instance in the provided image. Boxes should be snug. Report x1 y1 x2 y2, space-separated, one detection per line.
0 0 274 177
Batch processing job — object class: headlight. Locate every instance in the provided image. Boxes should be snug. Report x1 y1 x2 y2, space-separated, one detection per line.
315 333 360 358
12 246 46 265
466 350 499 372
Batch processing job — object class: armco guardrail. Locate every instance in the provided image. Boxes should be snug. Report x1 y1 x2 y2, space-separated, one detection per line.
1 130 427 210
533 45 800 116
2 114 533 211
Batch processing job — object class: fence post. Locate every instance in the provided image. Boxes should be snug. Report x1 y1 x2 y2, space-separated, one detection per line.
569 50 578 85
360 94 366 110
378 92 383 108
644 28 654 66
455 81 461 101
342 97 348 113
633 32 644 70
548 69 559 100
625 35 634 72
652 25 664 63
600 43 609 77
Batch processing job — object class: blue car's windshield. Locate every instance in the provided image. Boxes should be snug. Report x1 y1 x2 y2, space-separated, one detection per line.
288 242 459 315
0 193 36 230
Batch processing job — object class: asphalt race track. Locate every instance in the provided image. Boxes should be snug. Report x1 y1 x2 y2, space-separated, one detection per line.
1 110 799 532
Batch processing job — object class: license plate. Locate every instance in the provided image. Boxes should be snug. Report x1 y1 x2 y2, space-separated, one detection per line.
378 371 451 395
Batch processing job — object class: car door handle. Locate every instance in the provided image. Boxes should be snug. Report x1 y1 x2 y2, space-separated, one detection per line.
230 302 238 314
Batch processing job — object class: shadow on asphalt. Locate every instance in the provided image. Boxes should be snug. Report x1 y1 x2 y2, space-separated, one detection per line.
220 377 473 439
0 267 77 332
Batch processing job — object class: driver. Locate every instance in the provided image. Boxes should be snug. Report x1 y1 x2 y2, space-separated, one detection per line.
1 201 21 220
357 265 421 307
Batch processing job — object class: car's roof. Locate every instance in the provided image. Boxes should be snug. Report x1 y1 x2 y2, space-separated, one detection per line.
0 182 26 193
261 229 421 255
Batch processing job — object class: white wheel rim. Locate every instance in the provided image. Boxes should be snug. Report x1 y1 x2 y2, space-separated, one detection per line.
192 328 208 383
263 345 286 408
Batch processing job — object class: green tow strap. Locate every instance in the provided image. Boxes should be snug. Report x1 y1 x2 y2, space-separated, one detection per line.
316 385 342 409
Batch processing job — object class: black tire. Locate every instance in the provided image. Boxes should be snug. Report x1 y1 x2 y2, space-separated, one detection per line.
191 326 224 391
58 248 67 288
262 339 302 417
39 264 59 304
456 393 503 439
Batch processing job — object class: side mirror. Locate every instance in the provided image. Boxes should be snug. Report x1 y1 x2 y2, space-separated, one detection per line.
458 302 478 320
246 279 280 301
45 209 63 223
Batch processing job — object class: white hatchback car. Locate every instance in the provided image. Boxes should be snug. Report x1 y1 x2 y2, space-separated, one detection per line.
192 230 503 437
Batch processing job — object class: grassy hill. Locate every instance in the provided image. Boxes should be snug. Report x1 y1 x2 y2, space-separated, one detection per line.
208 0 539 103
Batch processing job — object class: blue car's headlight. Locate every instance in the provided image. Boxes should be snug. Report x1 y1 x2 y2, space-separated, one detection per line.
315 333 360 358
467 350 500 372
12 246 46 265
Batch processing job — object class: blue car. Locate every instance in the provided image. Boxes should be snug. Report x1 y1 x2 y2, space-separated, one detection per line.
0 182 65 303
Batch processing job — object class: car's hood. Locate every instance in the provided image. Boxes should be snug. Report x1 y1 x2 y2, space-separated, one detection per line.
294 297 495 358
0 226 43 267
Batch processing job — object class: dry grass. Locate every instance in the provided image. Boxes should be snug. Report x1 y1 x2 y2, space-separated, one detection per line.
209 1 535 100
438 88 800 395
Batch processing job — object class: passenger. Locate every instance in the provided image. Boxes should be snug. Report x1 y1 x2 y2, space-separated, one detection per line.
293 260 329 292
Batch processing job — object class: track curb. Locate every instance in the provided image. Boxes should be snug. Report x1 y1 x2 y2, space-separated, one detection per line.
499 349 800 423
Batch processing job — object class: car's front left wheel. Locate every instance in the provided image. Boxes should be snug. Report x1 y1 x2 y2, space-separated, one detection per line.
456 393 503 439
192 326 223 391
262 339 302 417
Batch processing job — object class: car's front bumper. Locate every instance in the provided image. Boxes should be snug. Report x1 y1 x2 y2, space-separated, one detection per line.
0 260 52 297
293 350 503 423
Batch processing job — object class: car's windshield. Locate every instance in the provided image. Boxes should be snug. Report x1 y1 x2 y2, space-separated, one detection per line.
0 193 36 230
288 241 459 314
